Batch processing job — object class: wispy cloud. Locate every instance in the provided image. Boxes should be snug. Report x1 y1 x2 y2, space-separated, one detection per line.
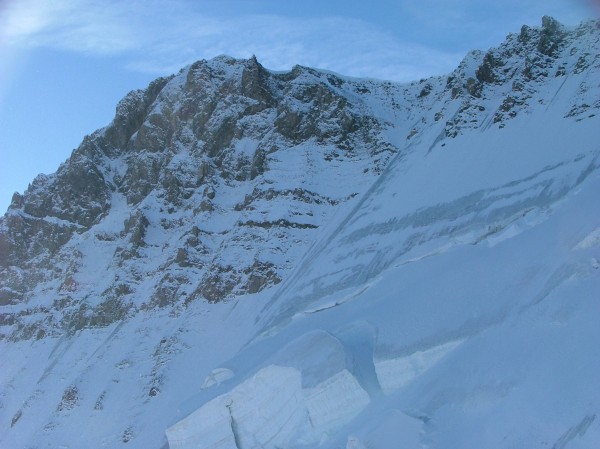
1 0 143 53
2 0 593 83
0 0 463 82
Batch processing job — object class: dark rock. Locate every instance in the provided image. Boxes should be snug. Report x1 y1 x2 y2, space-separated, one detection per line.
104 76 173 150
418 84 432 98
122 427 134 443
538 16 564 57
476 52 499 84
465 77 482 97
519 25 535 43
240 56 275 112
9 192 23 209
11 409 22 427
197 264 239 303
124 212 149 247
57 385 79 411
243 260 281 294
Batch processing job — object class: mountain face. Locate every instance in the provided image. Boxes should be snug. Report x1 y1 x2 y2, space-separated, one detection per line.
0 55 397 339
1 16 599 449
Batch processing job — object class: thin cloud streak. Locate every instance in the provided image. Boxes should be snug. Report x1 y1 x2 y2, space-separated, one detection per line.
128 14 462 81
1 0 142 54
2 0 593 83
0 0 463 82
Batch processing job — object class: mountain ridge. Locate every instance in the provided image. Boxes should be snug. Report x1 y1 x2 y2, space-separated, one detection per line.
1 16 599 449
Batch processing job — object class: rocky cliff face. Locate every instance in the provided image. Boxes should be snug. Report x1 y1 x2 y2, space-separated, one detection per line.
1 17 598 342
0 56 398 340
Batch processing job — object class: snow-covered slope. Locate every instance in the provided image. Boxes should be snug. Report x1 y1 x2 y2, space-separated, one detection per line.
1 16 599 449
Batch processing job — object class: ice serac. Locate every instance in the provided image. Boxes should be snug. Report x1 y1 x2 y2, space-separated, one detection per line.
166 363 369 449
165 397 237 449
269 329 372 438
1 16 600 449
168 330 371 448
166 366 307 449
375 339 464 395
304 369 370 436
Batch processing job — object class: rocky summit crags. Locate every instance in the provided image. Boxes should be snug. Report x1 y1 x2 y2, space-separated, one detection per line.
1 17 599 449
1 55 398 338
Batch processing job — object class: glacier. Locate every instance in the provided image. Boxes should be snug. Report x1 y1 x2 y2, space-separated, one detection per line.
0 16 599 449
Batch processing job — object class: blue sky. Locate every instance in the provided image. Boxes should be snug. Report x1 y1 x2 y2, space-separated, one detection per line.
0 0 597 213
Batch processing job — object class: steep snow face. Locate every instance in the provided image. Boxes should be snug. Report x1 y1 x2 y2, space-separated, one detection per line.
1 16 600 449
254 17 600 338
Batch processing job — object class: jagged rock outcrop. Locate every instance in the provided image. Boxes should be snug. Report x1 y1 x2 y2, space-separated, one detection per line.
0 17 599 342
0 56 401 340
443 16 599 135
